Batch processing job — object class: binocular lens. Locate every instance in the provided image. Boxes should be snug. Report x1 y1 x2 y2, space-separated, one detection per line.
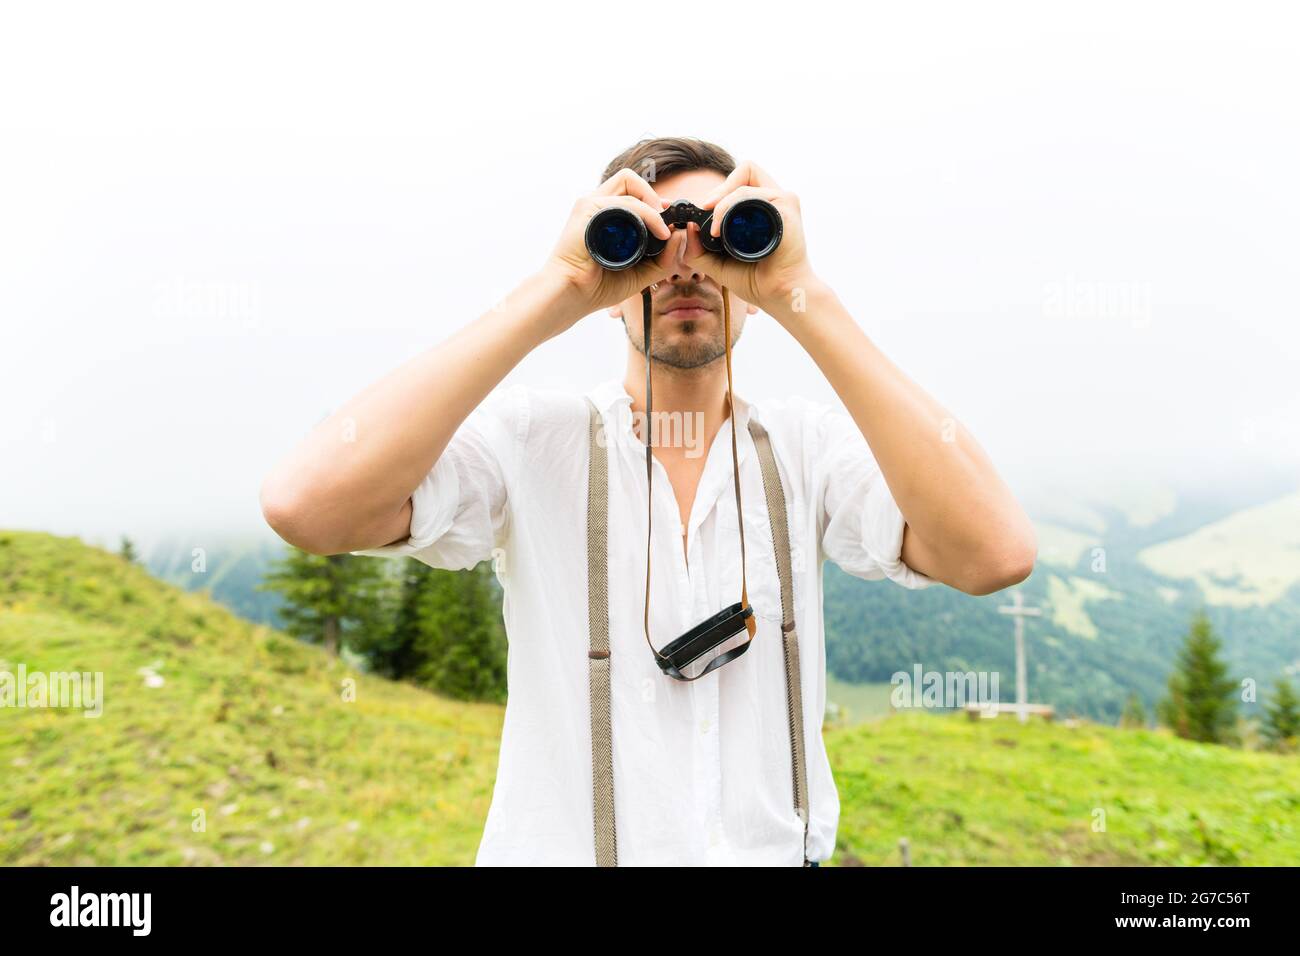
722 200 781 261
585 208 646 270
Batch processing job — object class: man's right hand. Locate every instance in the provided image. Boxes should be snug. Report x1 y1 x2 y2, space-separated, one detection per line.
542 168 685 322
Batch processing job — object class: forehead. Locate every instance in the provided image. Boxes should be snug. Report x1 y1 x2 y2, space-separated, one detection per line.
651 168 726 204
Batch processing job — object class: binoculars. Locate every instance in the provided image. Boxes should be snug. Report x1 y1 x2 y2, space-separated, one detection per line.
585 198 782 271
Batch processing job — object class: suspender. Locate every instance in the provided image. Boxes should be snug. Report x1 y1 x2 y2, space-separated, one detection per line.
585 397 617 867
751 417 812 864
584 397 811 866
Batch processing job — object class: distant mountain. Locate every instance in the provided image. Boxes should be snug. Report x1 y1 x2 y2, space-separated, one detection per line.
828 484 1300 722
1138 491 1300 608
144 534 284 625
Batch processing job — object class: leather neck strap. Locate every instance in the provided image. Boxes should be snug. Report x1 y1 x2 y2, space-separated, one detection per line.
641 285 757 675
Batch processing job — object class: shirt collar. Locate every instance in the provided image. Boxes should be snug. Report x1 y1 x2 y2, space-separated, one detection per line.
589 379 755 538
587 378 756 452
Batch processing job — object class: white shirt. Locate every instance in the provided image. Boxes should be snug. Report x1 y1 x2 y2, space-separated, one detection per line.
357 378 932 865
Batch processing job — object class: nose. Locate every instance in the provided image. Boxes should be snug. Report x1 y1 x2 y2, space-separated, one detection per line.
666 226 702 283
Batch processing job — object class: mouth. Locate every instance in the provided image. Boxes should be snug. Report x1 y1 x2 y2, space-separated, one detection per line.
660 298 714 319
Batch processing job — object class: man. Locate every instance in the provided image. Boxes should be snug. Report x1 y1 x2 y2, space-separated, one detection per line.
260 137 1037 866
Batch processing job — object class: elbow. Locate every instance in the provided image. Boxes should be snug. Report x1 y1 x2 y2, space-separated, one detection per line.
260 472 341 556
957 526 1038 597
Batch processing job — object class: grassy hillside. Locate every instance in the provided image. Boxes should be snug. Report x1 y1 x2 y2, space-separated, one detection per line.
3 531 1298 866
830 711 1300 865
825 677 896 725
0 531 502 865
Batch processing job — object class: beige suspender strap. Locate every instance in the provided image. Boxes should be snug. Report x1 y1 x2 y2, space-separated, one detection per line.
748 417 812 865
585 397 617 867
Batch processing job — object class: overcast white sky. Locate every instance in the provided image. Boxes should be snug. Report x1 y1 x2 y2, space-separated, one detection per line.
2 1 1297 546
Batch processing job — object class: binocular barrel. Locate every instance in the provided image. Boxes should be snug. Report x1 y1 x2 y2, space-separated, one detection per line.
584 198 783 271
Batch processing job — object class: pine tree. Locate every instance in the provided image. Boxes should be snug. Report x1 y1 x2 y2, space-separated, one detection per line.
1261 677 1300 752
1119 691 1147 729
259 548 391 657
353 558 434 678
1157 611 1238 744
119 536 139 564
403 561 507 702
348 558 508 703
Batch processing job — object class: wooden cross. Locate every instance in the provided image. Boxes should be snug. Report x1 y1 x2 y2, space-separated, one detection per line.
998 590 1043 724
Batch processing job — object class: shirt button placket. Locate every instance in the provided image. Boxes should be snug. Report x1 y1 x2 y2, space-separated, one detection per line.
707 680 723 858
685 523 724 861
701 533 724 859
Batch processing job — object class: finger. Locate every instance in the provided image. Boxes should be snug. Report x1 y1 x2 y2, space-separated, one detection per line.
708 185 783 238
678 235 736 289
633 230 687 286
700 159 780 209
596 167 668 210
594 194 672 241
682 221 711 263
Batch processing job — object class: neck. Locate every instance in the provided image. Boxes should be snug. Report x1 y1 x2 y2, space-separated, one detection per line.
622 349 733 453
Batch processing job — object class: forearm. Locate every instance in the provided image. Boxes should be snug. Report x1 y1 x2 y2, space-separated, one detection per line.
261 268 581 554
771 280 1035 592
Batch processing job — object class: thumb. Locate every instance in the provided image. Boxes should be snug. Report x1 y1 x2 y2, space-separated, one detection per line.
679 227 735 288
634 230 688 288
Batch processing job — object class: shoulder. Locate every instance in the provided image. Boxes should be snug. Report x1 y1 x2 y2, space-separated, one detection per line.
749 393 832 421
748 393 837 444
748 394 869 483
480 382 599 452
513 383 590 425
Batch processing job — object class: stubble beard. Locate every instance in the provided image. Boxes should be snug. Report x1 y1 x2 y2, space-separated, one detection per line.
626 310 739 371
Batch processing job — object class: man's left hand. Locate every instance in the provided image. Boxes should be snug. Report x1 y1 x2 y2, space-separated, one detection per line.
678 159 818 316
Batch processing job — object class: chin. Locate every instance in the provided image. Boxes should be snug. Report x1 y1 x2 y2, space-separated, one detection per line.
653 344 727 370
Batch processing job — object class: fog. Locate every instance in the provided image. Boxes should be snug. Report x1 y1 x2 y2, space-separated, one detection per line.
2 0 1297 548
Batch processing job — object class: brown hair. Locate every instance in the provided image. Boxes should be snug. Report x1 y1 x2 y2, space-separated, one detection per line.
599 136 735 186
